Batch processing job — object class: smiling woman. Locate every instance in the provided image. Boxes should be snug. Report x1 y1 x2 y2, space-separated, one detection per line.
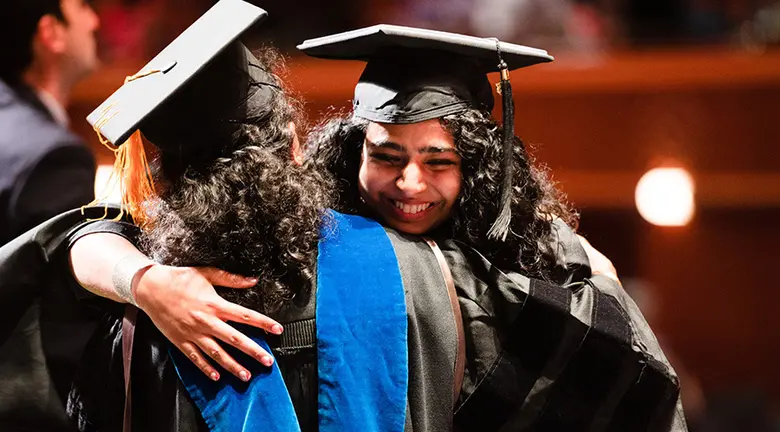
358 119 462 235
309 106 573 281
301 25 579 280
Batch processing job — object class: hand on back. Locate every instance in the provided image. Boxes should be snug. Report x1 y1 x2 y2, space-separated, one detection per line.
134 265 283 382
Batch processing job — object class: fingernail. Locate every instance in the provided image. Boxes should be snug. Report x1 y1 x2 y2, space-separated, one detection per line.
248 278 259 284
272 324 283 334
262 356 274 366
210 372 219 381
239 370 250 381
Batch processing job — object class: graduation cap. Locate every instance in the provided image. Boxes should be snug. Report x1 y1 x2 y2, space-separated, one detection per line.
86 0 274 225
298 25 554 240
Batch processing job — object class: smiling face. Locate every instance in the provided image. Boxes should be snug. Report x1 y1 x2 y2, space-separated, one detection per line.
358 119 462 235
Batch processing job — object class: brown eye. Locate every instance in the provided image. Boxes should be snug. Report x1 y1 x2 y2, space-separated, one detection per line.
370 153 402 164
427 159 457 168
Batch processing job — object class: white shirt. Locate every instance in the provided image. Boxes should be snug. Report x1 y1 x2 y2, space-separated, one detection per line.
35 88 70 127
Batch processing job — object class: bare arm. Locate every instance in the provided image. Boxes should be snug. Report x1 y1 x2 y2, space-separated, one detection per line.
69 231 149 304
69 232 282 381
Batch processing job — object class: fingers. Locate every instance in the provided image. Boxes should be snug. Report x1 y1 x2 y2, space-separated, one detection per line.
198 267 258 289
195 337 253 382
218 300 283 335
209 318 275 368
178 341 220 381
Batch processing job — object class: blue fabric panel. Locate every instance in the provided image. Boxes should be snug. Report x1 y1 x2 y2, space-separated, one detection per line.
316 211 408 432
171 330 301 432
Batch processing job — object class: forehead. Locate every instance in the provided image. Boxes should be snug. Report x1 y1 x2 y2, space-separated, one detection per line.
365 119 455 150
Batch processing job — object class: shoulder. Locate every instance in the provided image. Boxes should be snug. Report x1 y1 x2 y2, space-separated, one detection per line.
0 81 84 163
0 87 91 187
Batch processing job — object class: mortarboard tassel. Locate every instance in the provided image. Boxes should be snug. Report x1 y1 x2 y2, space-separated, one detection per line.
487 50 515 241
85 129 156 228
84 73 160 226
113 130 156 228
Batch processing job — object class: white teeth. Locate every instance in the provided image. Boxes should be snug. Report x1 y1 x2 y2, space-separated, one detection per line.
394 201 433 214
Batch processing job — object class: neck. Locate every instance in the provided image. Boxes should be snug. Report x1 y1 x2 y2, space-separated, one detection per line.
22 62 71 107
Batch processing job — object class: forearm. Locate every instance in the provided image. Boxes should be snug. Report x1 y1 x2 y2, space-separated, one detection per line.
68 232 153 305
67 226 280 380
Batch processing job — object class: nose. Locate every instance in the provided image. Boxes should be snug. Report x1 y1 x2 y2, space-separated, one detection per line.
396 163 427 194
88 5 100 30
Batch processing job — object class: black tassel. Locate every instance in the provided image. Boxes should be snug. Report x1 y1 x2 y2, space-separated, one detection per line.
487 59 515 241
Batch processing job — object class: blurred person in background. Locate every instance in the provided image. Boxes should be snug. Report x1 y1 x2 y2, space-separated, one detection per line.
0 0 99 430
377 0 615 53
0 0 99 244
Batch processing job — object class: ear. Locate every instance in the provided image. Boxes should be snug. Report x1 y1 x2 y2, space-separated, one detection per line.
35 14 68 54
290 122 304 166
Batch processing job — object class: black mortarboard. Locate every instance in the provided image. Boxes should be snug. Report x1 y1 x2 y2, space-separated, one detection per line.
297 24 552 123
87 0 273 154
85 0 277 225
298 25 554 240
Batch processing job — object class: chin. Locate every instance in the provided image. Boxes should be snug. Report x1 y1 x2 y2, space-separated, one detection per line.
389 222 430 236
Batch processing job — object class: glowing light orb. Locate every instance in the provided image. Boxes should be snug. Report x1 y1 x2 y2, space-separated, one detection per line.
635 167 695 226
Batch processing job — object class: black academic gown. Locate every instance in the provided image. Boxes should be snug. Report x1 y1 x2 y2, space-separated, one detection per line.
63 219 687 432
66 219 462 432
0 207 121 431
444 237 688 431
0 209 687 431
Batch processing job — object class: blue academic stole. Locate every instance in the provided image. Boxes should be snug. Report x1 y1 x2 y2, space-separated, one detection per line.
171 211 408 432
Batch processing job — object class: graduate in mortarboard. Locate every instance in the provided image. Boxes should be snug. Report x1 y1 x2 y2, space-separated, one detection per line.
1 3 687 430
301 25 576 282
297 25 688 431
39 2 493 431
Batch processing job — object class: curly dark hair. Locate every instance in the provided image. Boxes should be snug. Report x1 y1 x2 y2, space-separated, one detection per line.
305 108 577 280
140 48 334 313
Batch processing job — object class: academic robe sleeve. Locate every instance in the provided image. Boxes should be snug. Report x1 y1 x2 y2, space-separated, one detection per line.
0 205 123 344
443 236 688 431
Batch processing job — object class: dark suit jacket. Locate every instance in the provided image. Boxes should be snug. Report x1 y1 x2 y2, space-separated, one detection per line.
0 79 95 246
0 79 97 431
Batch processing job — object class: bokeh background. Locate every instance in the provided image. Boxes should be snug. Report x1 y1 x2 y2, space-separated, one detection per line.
69 1 780 429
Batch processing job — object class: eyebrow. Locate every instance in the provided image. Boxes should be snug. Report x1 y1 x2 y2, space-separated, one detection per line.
418 146 457 155
365 138 458 155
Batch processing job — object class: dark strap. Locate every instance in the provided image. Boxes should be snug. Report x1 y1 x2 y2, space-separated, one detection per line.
424 238 465 407
122 305 138 432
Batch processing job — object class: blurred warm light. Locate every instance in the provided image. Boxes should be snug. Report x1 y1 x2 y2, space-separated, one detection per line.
94 164 122 204
635 167 695 227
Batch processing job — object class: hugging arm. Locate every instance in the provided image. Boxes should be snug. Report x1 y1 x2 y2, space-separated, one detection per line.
68 224 282 381
576 234 620 284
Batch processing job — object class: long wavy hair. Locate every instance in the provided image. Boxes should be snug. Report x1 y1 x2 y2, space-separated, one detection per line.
305 108 576 280
139 49 334 312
